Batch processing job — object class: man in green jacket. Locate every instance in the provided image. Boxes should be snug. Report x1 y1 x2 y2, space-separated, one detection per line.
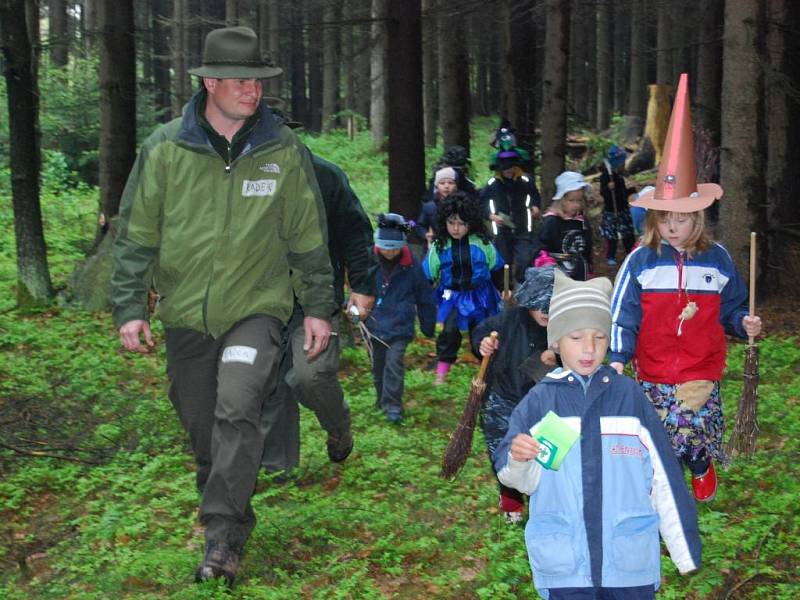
110 26 335 586
260 143 376 475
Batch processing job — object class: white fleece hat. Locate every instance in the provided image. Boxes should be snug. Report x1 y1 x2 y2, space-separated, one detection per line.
552 171 591 200
434 167 457 186
547 269 613 348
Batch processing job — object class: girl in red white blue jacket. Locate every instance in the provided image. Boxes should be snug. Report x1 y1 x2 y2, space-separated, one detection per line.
609 210 762 502
609 72 763 504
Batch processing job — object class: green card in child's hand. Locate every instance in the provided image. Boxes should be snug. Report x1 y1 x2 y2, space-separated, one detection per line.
529 411 580 470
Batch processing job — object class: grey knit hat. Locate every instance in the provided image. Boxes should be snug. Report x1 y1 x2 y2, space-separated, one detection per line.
514 266 555 312
547 270 613 348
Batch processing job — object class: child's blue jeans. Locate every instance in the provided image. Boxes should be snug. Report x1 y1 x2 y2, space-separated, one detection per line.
547 585 655 600
372 339 408 418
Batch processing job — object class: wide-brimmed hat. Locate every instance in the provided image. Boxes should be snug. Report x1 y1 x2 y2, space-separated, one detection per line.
552 171 591 200
632 73 723 213
188 27 283 79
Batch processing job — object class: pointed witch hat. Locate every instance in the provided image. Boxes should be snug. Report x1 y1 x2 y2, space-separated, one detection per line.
632 73 723 212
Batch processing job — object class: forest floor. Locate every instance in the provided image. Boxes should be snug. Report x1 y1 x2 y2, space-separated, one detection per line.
1 124 799 599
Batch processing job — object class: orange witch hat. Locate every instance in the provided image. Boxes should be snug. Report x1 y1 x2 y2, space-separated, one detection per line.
632 73 723 213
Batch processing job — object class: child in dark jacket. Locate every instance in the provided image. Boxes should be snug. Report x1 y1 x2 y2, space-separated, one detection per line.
600 145 637 266
368 214 437 423
416 166 461 248
471 266 557 524
532 171 593 280
495 270 701 600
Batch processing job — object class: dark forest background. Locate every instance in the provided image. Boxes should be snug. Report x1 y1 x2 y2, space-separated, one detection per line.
2 0 800 307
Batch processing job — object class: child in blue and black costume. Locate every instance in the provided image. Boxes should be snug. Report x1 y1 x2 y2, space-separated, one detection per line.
368 214 437 423
423 191 504 385
471 266 557 524
494 270 701 600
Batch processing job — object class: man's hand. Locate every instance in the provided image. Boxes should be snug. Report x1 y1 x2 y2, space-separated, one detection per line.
540 349 557 367
347 292 375 321
479 335 499 358
119 319 155 353
510 433 541 462
303 316 332 360
609 361 624 375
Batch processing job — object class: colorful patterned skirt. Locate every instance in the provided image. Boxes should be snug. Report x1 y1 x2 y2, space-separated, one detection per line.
640 379 729 468
600 209 635 240
435 279 501 331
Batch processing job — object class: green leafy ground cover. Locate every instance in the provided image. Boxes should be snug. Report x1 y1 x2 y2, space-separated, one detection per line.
1 127 798 598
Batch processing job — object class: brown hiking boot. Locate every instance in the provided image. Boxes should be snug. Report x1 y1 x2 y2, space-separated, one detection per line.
194 540 241 587
327 427 354 463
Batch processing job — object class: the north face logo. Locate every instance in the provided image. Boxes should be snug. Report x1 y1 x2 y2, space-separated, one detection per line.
259 163 280 173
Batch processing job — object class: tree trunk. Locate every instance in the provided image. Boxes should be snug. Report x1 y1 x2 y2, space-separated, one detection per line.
473 6 489 117
568 0 588 123
719 0 766 274
172 0 191 114
49 0 68 66
386 0 424 218
438 3 470 154
596 0 612 129
98 0 136 221
151 0 171 122
1 0 55 306
258 0 281 98
584 0 597 123
226 0 238 25
764 0 800 290
370 0 388 148
321 2 340 131
84 0 97 48
671 0 692 84
656 1 671 84
307 0 323 133
695 0 723 146
421 0 437 146
628 0 646 118
289 0 307 124
612 0 628 114
488 19 502 115
504 0 537 151
540 0 571 204
353 0 370 119
342 0 354 113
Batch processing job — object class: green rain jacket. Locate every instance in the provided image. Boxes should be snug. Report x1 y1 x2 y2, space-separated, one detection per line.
111 92 335 337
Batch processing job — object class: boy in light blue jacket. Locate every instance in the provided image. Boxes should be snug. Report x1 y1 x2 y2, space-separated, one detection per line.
494 270 701 600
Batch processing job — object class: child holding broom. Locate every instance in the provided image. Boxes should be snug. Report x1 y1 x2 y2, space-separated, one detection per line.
609 73 762 502
368 214 437 423
470 266 557 523
495 269 701 600
423 192 504 385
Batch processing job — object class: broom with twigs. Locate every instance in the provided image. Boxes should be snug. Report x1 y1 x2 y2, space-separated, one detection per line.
727 232 759 457
441 331 498 478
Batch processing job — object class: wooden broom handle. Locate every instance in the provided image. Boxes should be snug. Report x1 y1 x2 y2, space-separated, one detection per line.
476 331 498 383
749 232 756 345
503 265 510 295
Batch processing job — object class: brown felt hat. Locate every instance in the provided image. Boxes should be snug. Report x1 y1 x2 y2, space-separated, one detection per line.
188 27 283 79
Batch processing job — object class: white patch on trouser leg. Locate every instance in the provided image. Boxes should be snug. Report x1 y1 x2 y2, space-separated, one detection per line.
221 345 258 365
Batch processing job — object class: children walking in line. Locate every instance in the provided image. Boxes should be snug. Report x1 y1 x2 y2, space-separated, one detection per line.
532 171 593 280
471 266 556 523
495 270 701 599
423 192 504 385
368 214 437 423
600 145 637 266
609 73 762 502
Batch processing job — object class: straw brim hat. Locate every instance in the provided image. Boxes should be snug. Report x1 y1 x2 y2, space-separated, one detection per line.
630 73 723 213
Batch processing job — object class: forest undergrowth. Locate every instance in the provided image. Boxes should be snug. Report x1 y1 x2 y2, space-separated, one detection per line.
0 124 798 599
